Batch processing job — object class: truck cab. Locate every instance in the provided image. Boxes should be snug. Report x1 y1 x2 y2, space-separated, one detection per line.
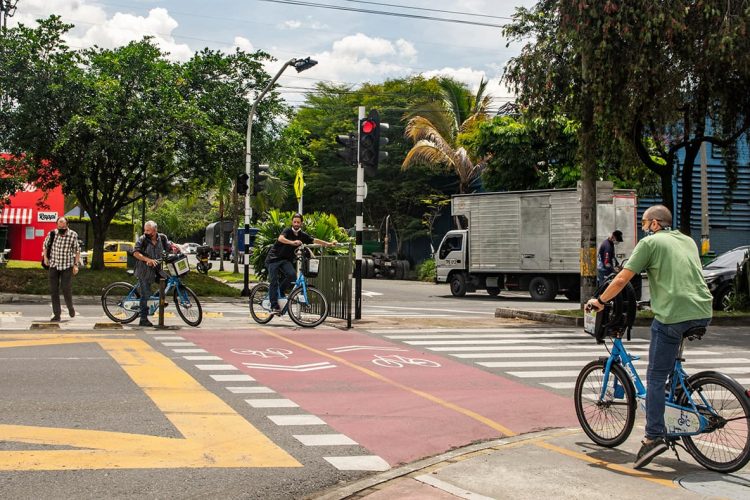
435 230 468 293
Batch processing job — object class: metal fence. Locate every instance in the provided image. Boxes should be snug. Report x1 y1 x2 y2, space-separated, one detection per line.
309 244 353 328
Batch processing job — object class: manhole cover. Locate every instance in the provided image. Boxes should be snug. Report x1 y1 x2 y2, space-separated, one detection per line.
676 471 750 499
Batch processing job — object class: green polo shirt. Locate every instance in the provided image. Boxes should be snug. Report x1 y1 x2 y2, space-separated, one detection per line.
624 230 713 324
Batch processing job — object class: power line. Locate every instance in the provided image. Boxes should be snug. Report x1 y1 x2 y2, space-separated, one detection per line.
256 0 506 28
341 0 511 20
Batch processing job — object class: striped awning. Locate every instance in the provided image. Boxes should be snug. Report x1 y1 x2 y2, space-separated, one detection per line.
0 207 33 224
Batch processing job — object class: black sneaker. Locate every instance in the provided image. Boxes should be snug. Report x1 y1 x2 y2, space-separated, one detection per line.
68 308 75 318
49 316 61 322
270 306 282 316
634 438 668 469
139 319 154 327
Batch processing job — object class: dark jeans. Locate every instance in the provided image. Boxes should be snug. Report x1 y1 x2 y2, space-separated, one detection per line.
138 278 156 321
267 259 296 309
49 267 74 317
645 317 711 439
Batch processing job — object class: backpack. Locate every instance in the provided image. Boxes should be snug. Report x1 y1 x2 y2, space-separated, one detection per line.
41 230 56 270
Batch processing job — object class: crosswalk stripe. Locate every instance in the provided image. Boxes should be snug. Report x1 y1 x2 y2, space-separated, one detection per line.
404 339 648 345
507 370 583 378
451 349 719 359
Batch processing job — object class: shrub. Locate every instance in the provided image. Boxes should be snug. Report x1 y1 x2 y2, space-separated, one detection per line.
416 258 436 282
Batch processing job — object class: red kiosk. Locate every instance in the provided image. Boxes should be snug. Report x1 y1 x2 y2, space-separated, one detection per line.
0 176 64 262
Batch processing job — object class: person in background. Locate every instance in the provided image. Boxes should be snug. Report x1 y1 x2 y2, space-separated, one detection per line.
597 229 623 286
265 213 335 315
586 205 712 469
132 220 173 327
42 217 81 322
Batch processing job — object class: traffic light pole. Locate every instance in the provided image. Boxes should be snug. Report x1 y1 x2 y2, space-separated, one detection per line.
354 106 365 319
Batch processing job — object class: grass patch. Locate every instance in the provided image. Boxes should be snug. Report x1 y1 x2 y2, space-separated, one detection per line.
0 266 241 297
208 268 256 283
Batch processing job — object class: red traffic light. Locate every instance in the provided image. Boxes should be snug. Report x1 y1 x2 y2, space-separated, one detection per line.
361 119 376 134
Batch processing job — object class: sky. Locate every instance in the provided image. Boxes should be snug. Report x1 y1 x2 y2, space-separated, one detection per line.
9 0 538 111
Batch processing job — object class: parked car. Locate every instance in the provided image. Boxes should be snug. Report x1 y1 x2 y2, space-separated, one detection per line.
702 245 750 311
103 241 135 268
181 242 199 254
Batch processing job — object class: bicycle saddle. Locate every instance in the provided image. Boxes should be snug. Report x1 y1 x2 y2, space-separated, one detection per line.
683 326 706 340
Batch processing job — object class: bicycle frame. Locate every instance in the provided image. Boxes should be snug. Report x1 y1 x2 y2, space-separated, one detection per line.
123 275 183 314
600 337 713 437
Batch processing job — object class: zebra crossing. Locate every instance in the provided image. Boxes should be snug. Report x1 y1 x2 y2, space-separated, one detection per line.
367 327 750 392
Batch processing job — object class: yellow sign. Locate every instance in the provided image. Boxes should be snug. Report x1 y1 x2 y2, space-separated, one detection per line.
0 333 300 470
294 168 304 201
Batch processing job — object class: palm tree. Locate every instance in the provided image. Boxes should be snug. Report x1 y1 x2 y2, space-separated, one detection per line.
402 77 493 195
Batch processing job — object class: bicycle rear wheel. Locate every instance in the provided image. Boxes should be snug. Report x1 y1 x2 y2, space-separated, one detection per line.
249 283 273 324
173 286 202 326
680 371 750 473
287 286 328 328
574 360 636 447
101 282 140 324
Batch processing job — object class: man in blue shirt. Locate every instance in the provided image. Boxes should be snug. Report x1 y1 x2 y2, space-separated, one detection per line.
597 229 623 286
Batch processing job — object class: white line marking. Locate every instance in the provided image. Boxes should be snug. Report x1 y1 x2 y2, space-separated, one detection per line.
323 456 390 471
328 345 408 353
268 415 326 426
415 473 495 500
184 356 223 361
242 362 336 372
172 348 207 353
543 382 576 390
211 374 255 382
162 342 195 347
507 370 583 378
293 434 358 446
154 336 184 340
195 364 237 371
226 386 275 394
245 399 298 408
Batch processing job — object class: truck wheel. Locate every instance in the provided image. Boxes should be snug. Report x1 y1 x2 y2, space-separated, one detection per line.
450 274 467 297
529 277 557 301
487 287 500 296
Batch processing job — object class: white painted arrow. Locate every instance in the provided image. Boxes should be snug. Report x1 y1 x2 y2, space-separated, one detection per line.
242 361 336 372
361 290 383 297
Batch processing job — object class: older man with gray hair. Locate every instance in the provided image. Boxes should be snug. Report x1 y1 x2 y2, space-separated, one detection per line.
132 221 173 327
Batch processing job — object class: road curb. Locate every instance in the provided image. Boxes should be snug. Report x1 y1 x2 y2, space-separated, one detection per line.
0 293 245 305
495 307 750 326
314 428 580 500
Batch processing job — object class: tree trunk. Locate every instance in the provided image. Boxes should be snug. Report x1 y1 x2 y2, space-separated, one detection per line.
579 52 597 305
232 187 240 274
679 141 701 235
218 194 225 272
89 216 109 270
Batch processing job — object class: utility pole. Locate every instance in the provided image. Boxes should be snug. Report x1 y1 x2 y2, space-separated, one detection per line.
354 106 365 319
0 0 19 30
700 142 710 257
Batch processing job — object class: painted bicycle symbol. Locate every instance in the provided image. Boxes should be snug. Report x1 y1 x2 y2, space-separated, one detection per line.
371 354 441 368
230 347 293 359
678 412 692 427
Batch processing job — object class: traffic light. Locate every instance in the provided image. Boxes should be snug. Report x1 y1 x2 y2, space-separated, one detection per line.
336 132 357 166
236 173 249 196
252 163 270 195
359 109 388 176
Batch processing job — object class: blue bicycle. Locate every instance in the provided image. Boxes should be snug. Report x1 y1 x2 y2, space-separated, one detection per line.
574 287 750 472
101 253 203 326
249 245 328 328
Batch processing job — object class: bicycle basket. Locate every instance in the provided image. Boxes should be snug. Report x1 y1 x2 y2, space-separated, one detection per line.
303 256 320 278
166 253 190 276
586 279 637 343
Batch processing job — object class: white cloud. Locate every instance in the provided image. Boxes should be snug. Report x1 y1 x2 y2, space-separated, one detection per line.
231 36 254 53
421 66 515 108
11 1 192 61
282 20 302 30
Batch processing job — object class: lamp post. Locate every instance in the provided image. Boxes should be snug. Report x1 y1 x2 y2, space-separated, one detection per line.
241 56 318 296
0 0 20 30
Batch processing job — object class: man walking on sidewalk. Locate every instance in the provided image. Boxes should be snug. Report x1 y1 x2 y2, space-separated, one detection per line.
42 217 82 322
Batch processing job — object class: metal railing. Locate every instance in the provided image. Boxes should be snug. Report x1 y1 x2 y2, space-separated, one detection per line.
308 243 353 328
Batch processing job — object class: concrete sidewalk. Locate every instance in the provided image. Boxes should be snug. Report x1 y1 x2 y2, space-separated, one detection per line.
318 427 750 500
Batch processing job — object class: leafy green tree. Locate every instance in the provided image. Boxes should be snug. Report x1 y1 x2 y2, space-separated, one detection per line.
402 77 492 195
0 17 286 269
290 77 452 258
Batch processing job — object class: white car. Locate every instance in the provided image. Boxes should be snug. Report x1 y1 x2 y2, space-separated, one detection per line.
181 242 200 254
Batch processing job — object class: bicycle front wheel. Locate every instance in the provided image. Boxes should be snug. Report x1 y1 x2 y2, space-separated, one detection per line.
574 360 636 447
680 372 750 473
249 283 273 324
173 286 202 327
101 282 140 324
287 286 328 328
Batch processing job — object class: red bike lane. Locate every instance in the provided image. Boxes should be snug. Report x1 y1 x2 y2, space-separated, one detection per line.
180 327 579 466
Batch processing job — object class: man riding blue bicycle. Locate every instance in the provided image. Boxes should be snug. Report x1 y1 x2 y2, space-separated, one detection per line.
586 204 713 469
265 213 335 316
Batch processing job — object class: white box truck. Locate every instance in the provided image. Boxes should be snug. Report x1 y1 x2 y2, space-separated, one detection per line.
435 182 637 301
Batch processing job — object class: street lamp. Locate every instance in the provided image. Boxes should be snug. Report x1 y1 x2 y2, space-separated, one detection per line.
241 56 318 296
